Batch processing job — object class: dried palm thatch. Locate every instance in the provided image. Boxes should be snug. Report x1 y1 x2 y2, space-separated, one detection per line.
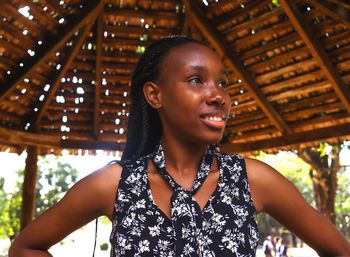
0 0 350 154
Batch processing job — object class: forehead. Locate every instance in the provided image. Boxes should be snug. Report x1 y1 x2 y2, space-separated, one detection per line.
161 43 223 68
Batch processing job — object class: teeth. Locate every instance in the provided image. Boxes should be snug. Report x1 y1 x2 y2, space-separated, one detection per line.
207 116 224 121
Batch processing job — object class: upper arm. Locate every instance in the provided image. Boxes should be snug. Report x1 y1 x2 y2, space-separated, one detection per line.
245 157 350 257
10 162 123 252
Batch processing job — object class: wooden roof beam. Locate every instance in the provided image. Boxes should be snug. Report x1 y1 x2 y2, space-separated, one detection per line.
328 0 350 11
0 2 43 37
220 123 350 153
186 0 291 134
0 0 106 102
94 13 103 140
104 7 179 21
181 6 191 35
208 0 236 12
40 0 71 15
213 1 268 26
0 126 123 151
309 0 350 29
105 25 178 37
30 19 98 131
280 0 350 115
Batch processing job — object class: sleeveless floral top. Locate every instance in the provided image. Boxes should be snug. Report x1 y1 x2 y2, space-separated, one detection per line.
110 147 259 257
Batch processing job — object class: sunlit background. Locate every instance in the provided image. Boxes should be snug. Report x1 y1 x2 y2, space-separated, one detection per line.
1 143 350 257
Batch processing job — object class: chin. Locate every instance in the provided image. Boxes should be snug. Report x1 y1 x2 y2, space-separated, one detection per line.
183 127 224 146
197 133 224 146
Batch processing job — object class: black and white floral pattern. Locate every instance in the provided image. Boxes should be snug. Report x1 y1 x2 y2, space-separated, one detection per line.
110 146 259 257
153 144 214 257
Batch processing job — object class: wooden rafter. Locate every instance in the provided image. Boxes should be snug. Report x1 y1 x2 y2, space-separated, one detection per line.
185 8 203 40
220 123 350 153
280 0 350 115
181 6 191 35
94 13 103 140
309 0 350 29
0 39 26 57
176 2 187 36
0 0 105 102
213 1 268 26
29 19 98 130
0 126 123 151
186 0 291 134
105 25 177 37
19 1 57 29
204 0 233 13
41 0 71 15
0 2 43 37
328 0 350 10
104 7 179 21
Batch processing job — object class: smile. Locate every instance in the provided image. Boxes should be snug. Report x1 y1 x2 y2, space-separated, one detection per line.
205 116 225 121
200 113 227 129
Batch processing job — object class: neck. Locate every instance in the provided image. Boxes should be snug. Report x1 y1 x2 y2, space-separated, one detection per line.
160 137 209 176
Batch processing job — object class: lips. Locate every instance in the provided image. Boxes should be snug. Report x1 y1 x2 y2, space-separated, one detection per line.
200 112 227 130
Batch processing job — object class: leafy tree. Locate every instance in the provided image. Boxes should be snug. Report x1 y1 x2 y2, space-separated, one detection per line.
336 167 350 238
0 174 22 241
337 142 350 237
299 143 341 224
0 178 11 237
0 155 78 241
35 155 78 215
6 189 22 241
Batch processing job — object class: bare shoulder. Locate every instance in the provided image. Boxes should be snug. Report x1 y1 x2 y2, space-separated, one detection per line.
82 162 123 191
72 162 123 218
244 157 288 213
244 157 350 256
9 162 124 255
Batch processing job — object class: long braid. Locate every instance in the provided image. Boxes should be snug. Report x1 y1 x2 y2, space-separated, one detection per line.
122 36 203 161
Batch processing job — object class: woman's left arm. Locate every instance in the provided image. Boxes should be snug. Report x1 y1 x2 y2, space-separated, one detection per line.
245 157 350 257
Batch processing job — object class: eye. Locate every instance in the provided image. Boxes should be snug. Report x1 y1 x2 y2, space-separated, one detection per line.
188 76 202 85
218 79 228 88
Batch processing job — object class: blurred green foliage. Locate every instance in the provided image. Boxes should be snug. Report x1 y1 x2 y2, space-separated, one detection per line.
0 155 78 241
255 146 350 242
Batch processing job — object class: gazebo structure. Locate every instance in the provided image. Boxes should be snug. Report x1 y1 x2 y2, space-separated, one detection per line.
1 0 350 227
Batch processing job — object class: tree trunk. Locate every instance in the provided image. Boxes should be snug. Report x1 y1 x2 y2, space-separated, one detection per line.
20 146 38 229
298 146 340 224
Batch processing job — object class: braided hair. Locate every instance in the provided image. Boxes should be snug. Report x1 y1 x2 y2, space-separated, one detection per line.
121 35 203 161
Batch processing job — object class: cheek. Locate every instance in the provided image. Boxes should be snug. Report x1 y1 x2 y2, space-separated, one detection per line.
180 92 203 111
166 88 201 107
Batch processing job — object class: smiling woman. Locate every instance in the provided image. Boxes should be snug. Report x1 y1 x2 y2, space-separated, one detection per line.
9 36 350 257
142 41 231 149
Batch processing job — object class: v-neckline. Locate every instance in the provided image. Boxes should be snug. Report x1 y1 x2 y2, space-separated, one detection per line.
145 154 223 223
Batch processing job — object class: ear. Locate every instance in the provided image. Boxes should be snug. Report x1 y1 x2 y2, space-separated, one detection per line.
143 81 162 109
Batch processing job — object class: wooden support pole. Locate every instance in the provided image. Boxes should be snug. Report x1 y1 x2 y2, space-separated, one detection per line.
94 13 103 140
20 146 38 229
298 146 340 224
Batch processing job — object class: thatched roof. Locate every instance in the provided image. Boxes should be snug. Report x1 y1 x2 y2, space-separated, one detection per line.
0 0 350 154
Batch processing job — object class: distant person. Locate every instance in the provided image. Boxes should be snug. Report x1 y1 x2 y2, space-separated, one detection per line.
276 238 288 257
274 236 281 254
263 235 275 257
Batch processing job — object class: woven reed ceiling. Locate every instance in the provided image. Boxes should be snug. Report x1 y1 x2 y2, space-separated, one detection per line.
0 0 350 154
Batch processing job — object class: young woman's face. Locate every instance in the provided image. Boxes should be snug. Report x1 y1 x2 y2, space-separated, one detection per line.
155 42 232 145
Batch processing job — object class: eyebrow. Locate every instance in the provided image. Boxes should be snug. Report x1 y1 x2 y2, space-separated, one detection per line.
188 65 228 77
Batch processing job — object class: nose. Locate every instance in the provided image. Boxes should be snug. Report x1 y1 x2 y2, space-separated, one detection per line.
206 87 226 106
